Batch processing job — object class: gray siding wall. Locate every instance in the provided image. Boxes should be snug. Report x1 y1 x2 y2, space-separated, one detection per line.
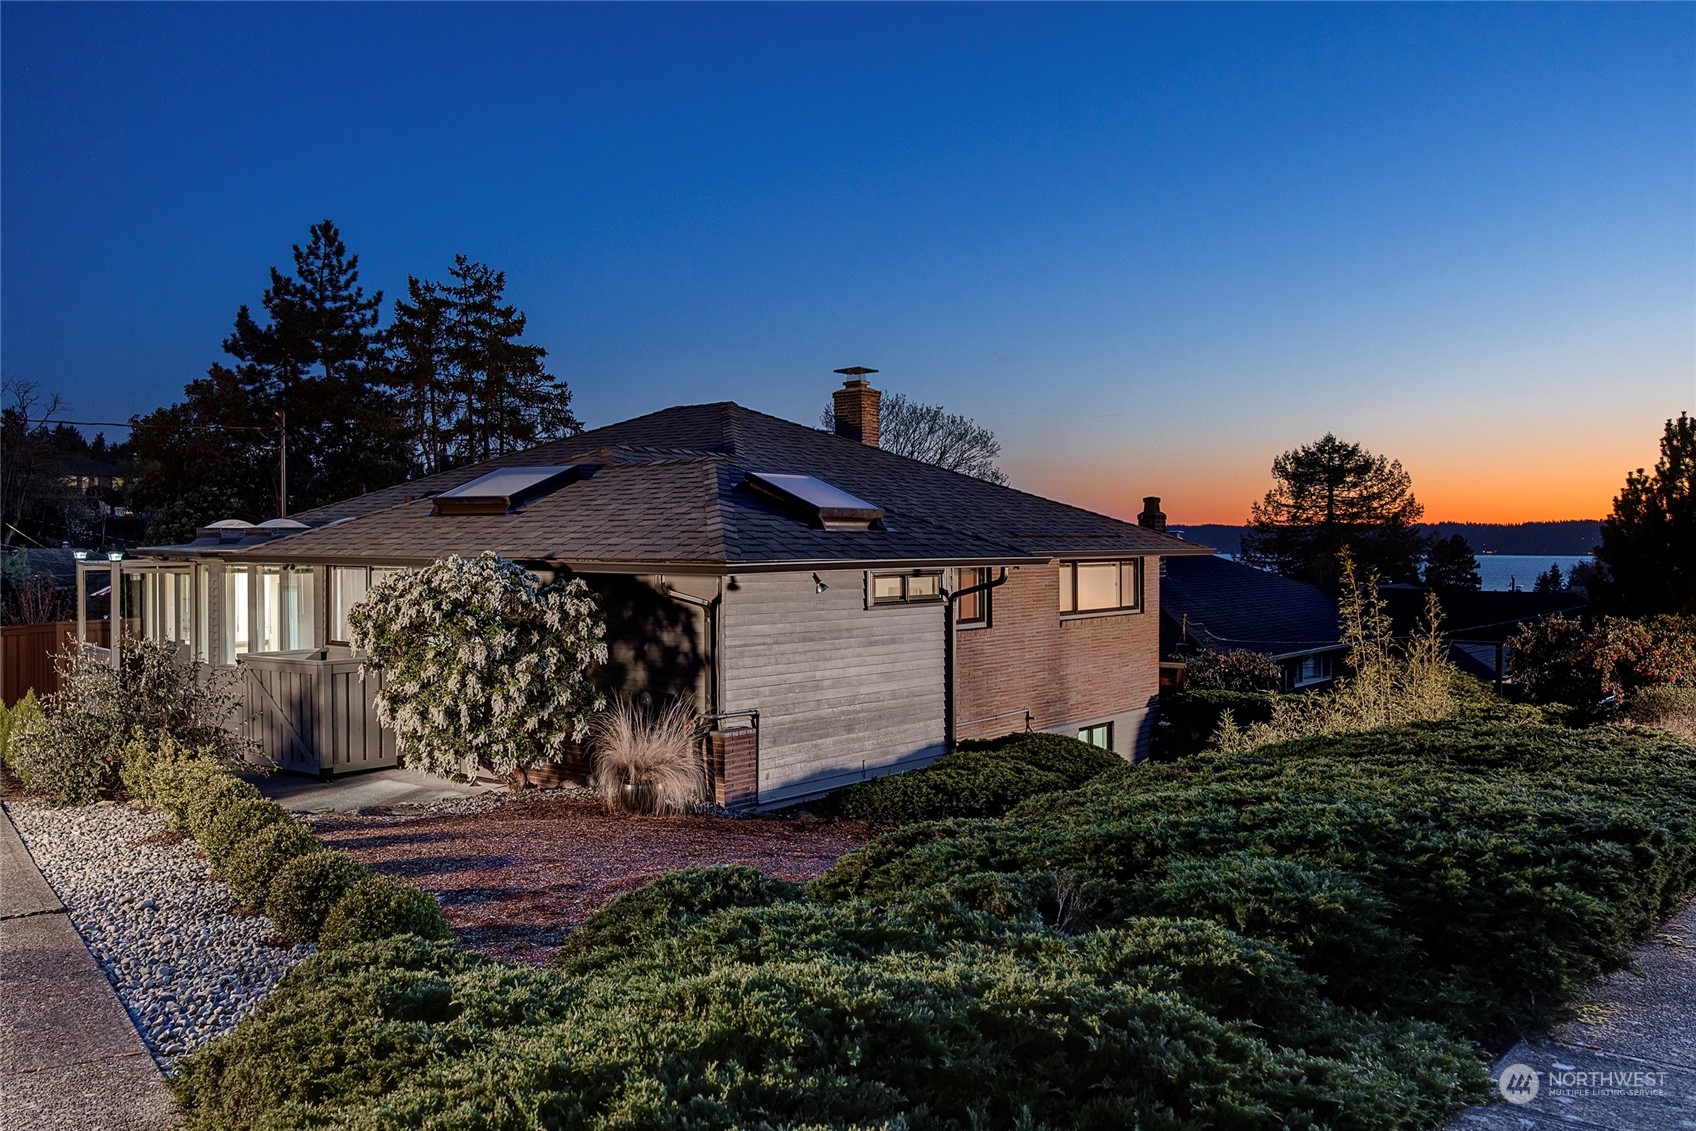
721 569 945 805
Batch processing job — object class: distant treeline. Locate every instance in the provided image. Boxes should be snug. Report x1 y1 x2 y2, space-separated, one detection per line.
1169 520 1602 558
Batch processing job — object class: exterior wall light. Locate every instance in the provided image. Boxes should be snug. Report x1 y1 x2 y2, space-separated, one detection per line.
812 572 829 593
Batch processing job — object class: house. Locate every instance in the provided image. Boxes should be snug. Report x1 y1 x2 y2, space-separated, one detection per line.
1153 510 1346 691
1378 585 1588 687
75 377 1209 809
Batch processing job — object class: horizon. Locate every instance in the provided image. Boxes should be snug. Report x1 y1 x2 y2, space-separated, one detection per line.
3 4 1690 528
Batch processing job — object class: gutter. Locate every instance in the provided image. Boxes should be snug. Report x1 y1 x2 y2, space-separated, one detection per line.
943 567 1009 752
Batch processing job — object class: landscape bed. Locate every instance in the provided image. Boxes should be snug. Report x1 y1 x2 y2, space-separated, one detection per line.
307 796 874 965
169 720 1696 1130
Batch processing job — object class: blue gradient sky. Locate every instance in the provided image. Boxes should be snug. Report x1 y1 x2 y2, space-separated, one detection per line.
4 3 1691 522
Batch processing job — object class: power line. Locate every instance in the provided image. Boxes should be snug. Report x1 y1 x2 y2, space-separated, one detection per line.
15 417 279 433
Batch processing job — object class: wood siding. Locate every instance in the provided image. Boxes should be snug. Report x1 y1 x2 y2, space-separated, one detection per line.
720 569 944 805
239 654 398 775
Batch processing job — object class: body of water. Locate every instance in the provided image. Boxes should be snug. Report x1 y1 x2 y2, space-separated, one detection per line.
1475 555 1590 592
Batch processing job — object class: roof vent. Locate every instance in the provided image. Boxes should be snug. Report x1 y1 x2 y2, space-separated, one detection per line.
742 472 885 531
431 466 580 515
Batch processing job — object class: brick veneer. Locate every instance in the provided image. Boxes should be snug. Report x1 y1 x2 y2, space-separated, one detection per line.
707 726 759 813
954 561 1160 745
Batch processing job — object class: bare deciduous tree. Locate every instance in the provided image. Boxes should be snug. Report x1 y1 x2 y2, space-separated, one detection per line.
821 392 1009 484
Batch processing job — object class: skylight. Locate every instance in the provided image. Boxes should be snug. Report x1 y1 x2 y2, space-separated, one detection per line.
742 472 885 531
431 466 578 515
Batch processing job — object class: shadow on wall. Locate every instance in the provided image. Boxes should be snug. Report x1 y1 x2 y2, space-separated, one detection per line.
584 575 707 708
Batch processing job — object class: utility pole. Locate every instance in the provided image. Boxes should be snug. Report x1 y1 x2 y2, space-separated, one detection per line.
276 409 287 518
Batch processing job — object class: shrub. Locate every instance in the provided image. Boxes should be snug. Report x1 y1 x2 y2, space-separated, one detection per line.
1509 612 1696 707
558 866 802 965
1627 685 1696 740
117 729 220 805
147 760 253 831
833 730 1124 824
201 799 291 868
165 720 1696 1131
184 774 265 837
266 851 372 943
319 875 453 951
1211 554 1458 753
1183 648 1282 692
1157 689 1277 758
588 697 702 814
222 821 322 907
7 639 252 806
0 689 43 776
348 554 607 780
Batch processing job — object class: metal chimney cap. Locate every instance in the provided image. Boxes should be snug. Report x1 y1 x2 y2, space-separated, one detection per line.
833 366 879 377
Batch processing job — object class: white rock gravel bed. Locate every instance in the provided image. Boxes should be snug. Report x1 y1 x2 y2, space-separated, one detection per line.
7 798 314 1066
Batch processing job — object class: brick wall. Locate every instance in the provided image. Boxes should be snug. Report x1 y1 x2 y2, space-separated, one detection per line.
954 562 1160 754
707 726 759 813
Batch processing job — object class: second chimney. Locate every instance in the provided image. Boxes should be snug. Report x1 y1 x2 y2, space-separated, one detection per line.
1136 496 1166 532
832 367 881 447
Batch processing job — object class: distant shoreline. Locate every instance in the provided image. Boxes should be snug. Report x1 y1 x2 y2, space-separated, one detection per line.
1167 520 1602 558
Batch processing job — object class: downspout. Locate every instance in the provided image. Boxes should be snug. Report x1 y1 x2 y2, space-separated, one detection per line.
664 585 722 717
944 567 1008 751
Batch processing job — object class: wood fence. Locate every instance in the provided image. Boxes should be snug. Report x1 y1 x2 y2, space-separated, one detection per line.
1 620 109 705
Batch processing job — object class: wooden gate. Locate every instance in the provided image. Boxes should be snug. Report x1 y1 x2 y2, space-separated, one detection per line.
238 653 398 776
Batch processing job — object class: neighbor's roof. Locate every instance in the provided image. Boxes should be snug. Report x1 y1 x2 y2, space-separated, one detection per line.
198 402 1207 570
1161 553 1344 658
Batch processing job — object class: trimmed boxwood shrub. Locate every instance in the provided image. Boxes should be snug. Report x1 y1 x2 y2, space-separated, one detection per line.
222 821 322 908
201 799 291 868
266 851 371 943
319 875 453 951
832 730 1126 824
186 776 267 839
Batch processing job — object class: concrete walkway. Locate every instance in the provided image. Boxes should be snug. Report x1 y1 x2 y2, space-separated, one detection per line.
248 766 496 813
0 803 176 1131
1449 900 1696 1130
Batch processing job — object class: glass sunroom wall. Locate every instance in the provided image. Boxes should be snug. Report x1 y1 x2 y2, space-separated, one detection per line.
252 565 317 654
224 567 251 658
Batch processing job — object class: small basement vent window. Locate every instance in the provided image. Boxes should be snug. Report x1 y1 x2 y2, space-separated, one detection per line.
431 466 579 515
742 472 885 531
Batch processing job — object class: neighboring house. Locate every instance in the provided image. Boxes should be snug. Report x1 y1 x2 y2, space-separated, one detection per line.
1154 531 1346 691
1378 585 1588 687
73 377 1207 808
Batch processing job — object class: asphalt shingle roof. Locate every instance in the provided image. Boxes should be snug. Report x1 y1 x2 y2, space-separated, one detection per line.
1161 554 1343 657
233 402 1208 569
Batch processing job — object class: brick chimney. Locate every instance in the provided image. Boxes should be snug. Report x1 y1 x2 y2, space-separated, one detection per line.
1136 496 1166 532
832 367 881 447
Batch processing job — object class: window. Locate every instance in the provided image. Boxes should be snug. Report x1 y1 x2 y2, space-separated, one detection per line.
957 567 991 627
1058 559 1143 615
1079 723 1113 751
1287 653 1334 689
331 566 405 644
870 571 944 605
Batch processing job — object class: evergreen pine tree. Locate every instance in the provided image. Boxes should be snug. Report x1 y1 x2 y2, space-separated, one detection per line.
1597 413 1696 615
1532 564 1566 593
1422 533 1482 590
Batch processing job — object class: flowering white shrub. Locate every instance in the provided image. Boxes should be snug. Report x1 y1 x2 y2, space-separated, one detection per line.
348 553 607 779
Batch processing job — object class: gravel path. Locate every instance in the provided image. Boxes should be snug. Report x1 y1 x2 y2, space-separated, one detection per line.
310 795 872 965
6 799 314 1067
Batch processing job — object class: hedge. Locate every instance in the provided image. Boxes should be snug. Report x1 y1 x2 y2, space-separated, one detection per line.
831 730 1127 824
167 721 1696 1129
1155 689 1276 758
117 734 451 952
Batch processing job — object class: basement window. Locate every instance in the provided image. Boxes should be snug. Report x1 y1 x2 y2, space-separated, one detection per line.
1079 722 1113 751
431 466 579 515
871 571 943 605
1058 559 1143 615
742 472 885 531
